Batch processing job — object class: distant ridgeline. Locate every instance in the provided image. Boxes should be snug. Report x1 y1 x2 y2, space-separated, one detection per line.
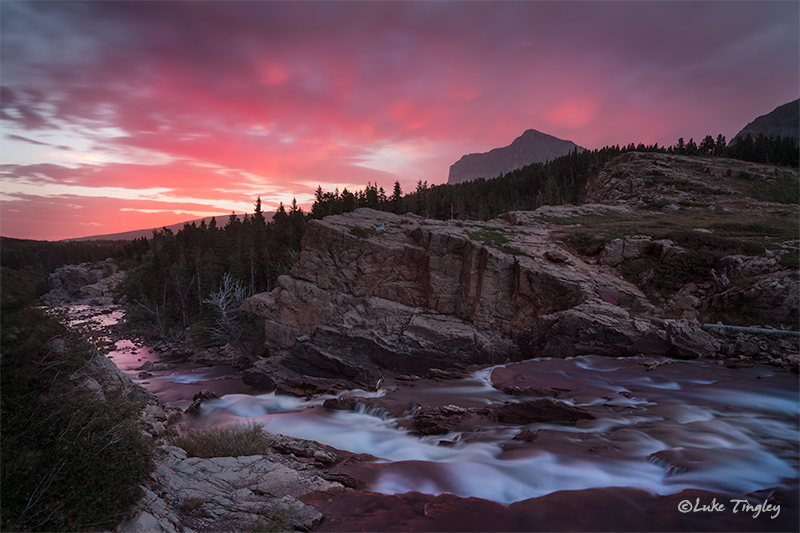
447 129 586 185
729 99 799 147
312 132 799 223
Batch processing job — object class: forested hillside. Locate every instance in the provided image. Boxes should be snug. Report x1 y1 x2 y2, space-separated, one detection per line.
120 199 305 337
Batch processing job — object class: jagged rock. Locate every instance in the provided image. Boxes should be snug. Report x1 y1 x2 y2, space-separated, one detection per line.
513 429 539 442
79 271 126 299
120 445 338 533
270 435 337 465
715 254 784 281
85 352 159 405
242 366 276 392
412 404 475 436
242 209 658 388
665 320 720 359
705 269 799 327
40 260 119 305
184 389 220 416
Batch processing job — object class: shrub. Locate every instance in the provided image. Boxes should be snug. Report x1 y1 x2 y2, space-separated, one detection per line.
1 269 153 531
169 421 272 458
349 227 379 239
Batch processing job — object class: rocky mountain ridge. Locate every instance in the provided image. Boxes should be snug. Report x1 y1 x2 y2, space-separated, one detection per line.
730 99 799 145
447 129 585 184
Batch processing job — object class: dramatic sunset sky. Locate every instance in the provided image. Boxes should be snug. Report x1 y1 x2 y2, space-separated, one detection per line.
1 1 798 240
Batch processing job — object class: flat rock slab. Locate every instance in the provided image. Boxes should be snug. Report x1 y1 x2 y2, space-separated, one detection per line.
119 445 341 533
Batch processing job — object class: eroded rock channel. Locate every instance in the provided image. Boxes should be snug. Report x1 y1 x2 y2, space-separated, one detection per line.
64 301 799 532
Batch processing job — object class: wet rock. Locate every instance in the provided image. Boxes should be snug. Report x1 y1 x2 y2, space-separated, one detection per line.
412 404 474 436
411 399 594 436
665 320 720 359
242 367 276 392
489 398 595 425
501 385 565 397
513 429 539 442
184 389 221 416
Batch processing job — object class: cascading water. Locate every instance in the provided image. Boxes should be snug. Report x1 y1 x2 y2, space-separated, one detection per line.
71 303 799 506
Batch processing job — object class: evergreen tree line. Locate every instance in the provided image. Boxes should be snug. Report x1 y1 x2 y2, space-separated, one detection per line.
0 237 148 271
311 133 798 222
668 133 798 166
121 198 305 336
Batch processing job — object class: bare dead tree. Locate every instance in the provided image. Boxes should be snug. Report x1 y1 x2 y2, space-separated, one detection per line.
203 273 256 363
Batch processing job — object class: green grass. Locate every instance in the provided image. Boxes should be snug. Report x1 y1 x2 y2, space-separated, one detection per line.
751 172 800 205
467 226 532 257
170 421 272 458
349 227 380 239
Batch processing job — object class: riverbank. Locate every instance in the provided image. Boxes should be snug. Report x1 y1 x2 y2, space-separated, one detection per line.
57 302 799 532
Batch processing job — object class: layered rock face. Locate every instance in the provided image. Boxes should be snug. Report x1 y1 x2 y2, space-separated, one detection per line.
447 129 585 184
242 208 667 390
40 259 125 305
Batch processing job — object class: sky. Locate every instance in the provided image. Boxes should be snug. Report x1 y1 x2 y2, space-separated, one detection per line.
1 1 798 241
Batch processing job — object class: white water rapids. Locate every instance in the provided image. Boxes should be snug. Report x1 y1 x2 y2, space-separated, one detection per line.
72 304 799 505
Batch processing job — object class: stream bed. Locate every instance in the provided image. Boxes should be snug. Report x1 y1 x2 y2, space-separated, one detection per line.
70 303 799 528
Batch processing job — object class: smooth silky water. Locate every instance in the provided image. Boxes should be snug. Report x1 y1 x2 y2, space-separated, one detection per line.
70 304 800 505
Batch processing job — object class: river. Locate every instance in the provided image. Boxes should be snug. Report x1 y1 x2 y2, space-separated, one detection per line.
70 303 799 512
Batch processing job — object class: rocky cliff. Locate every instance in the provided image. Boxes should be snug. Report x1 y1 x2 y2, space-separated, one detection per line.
242 208 669 391
447 129 585 184
243 151 799 391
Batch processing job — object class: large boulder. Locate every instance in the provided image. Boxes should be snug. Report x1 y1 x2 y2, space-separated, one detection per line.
665 320 720 359
242 209 666 390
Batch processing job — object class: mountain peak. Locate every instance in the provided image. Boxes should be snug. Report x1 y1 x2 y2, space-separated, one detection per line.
730 99 799 146
448 130 585 184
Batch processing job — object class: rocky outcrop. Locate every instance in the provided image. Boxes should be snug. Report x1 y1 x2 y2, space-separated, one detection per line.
40 259 123 305
118 445 340 533
242 208 667 391
705 268 800 326
448 129 585 184
584 151 778 207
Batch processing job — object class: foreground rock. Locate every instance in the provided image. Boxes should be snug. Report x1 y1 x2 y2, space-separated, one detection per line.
118 445 342 533
242 208 666 390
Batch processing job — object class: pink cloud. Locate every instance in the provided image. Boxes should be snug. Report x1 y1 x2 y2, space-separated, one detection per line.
1 0 797 240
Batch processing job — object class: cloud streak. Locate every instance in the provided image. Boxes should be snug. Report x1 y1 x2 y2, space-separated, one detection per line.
1 0 797 239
